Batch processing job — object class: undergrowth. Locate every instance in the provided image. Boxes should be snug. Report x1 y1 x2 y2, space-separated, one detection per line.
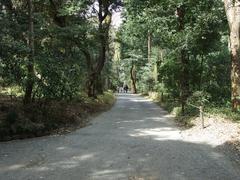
0 91 116 141
147 92 240 127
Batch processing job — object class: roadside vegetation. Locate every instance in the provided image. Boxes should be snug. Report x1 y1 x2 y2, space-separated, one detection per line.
148 92 240 127
117 0 240 128
0 90 115 141
0 0 120 141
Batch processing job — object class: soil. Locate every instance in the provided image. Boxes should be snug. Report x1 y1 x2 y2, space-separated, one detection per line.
180 116 240 165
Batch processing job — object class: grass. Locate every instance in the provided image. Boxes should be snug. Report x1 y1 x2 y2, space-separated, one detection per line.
205 105 240 122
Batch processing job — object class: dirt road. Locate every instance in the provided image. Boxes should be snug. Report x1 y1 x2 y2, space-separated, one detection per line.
0 94 239 180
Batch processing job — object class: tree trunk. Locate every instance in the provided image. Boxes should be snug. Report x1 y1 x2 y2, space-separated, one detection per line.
130 62 137 94
148 31 152 63
24 0 35 104
180 50 190 114
224 0 240 111
89 1 111 97
154 48 163 84
199 55 204 90
177 5 190 114
157 48 164 83
96 73 103 95
87 75 95 97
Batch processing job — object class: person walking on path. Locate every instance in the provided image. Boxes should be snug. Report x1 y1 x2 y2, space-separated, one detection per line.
124 84 129 93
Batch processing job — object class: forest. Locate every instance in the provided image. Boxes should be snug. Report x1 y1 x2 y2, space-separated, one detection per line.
0 0 240 138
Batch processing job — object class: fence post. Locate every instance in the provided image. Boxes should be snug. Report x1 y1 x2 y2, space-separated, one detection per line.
200 106 204 129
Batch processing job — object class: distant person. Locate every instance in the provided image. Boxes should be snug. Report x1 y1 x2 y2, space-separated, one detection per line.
124 85 129 93
120 87 123 93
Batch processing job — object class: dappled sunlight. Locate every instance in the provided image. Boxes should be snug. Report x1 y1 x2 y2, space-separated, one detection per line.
7 164 25 170
117 96 131 100
117 93 139 96
49 160 79 169
116 120 145 124
90 169 128 179
129 107 141 110
33 166 50 172
0 164 25 172
0 153 96 174
72 154 94 161
130 99 152 103
56 147 66 150
116 94 138 100
46 153 95 170
149 107 164 110
145 117 165 121
118 126 125 129
129 127 182 141
0 138 239 179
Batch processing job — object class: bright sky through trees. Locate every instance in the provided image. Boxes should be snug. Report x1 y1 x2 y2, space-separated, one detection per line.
112 11 122 28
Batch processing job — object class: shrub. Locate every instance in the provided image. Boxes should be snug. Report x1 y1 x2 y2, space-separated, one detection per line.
6 109 18 125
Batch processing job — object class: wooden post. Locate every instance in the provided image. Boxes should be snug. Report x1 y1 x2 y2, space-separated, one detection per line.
200 106 204 129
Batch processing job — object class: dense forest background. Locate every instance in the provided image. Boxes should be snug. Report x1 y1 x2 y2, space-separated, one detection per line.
118 1 230 112
0 0 240 139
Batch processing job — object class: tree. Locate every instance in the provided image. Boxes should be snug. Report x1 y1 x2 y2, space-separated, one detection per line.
86 0 122 97
224 0 240 111
24 0 35 104
118 0 229 106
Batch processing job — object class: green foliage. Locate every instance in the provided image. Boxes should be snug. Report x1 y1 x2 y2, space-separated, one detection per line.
116 0 240 125
6 109 19 125
118 0 231 106
188 91 211 106
0 0 121 101
206 106 240 122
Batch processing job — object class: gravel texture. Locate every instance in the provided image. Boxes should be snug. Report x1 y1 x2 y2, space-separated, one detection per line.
0 94 240 180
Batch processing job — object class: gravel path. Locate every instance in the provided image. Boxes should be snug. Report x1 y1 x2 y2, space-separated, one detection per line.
0 94 240 180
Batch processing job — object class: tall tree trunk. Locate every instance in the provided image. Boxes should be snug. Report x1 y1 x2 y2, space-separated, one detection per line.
153 48 163 83
24 0 35 104
130 62 137 94
158 48 164 82
148 31 152 63
95 74 103 95
87 1 111 97
153 63 158 83
199 55 204 90
177 5 190 114
87 74 95 97
180 50 190 114
224 0 240 111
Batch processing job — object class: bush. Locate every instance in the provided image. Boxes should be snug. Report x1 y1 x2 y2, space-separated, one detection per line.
6 109 18 125
188 91 211 106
